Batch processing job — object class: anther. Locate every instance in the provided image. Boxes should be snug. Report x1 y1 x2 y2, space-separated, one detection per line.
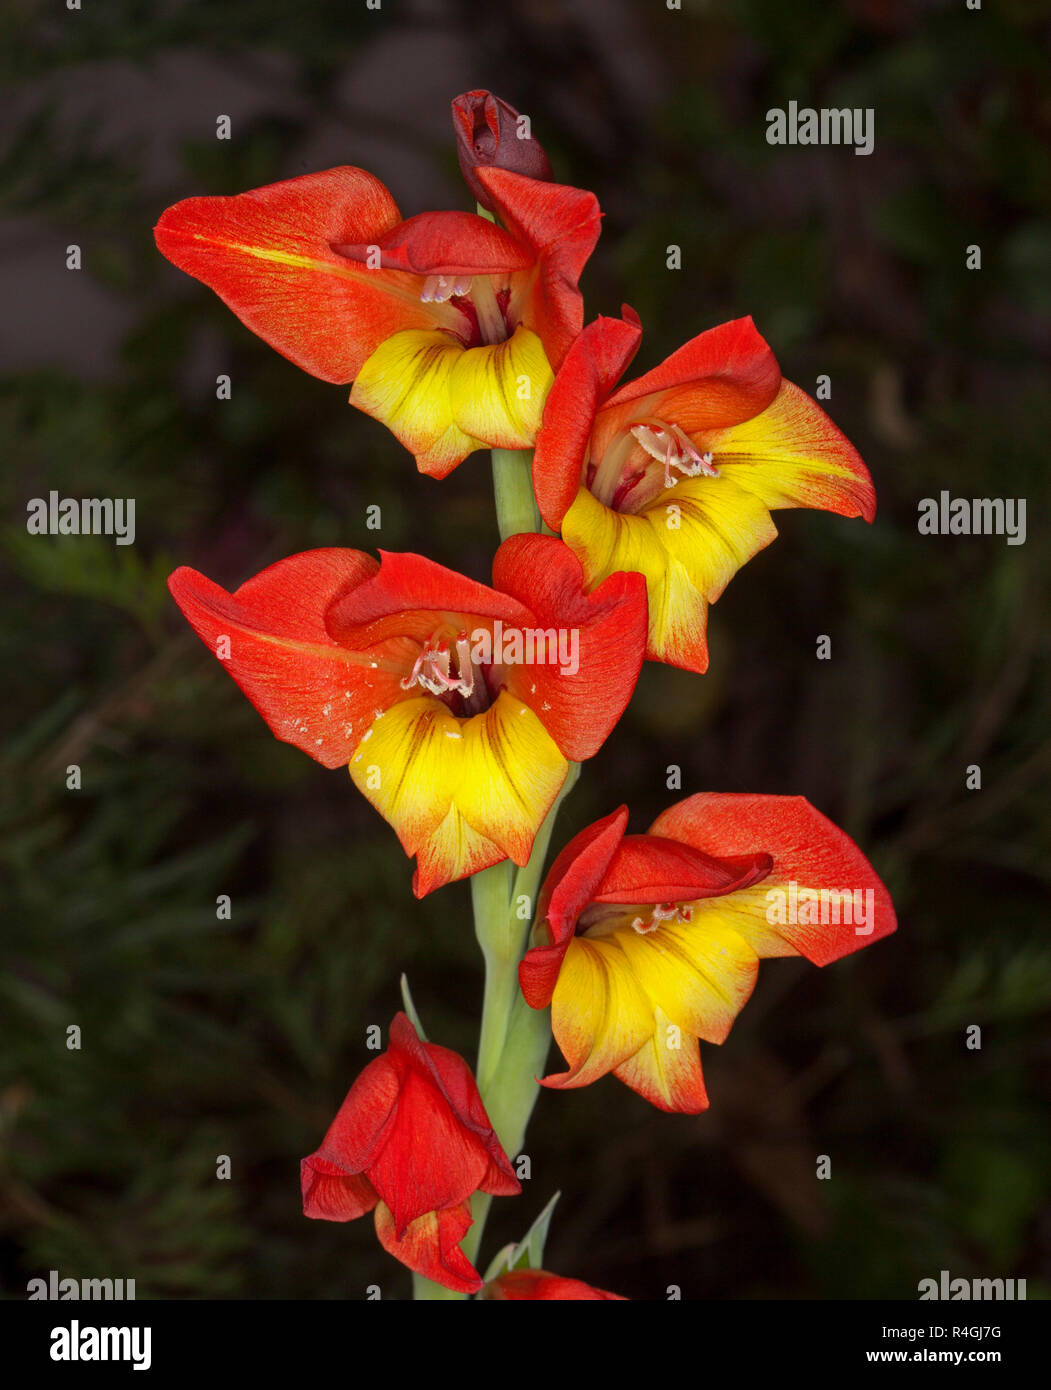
420 274 473 304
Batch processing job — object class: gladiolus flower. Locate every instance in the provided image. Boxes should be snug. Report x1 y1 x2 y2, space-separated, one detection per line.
532 311 876 672
451 90 554 210
301 1012 520 1293
519 794 896 1113
483 1269 626 1300
154 161 599 478
168 535 646 896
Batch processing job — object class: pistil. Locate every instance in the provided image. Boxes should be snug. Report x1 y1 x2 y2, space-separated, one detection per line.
468 273 508 345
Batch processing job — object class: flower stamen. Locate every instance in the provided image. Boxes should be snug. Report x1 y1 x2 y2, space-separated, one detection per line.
631 901 693 935
630 422 719 489
400 629 477 699
420 274 473 304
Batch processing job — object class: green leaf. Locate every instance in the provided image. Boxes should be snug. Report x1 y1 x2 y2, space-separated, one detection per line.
399 973 427 1041
481 1191 561 1283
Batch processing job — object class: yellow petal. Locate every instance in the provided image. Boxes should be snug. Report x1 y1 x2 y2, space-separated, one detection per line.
350 329 483 478
614 912 759 1044
561 479 777 672
349 693 567 894
448 325 553 449
547 904 761 1107
704 380 874 519
350 326 553 478
612 1008 709 1113
547 936 654 1088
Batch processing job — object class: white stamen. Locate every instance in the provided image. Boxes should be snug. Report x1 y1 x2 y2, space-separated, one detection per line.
631 902 693 935
400 630 477 700
630 422 719 489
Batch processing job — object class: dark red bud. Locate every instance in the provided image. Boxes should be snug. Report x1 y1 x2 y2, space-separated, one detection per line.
451 90 553 210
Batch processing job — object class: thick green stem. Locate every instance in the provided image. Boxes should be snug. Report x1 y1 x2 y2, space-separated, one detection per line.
472 861 518 1094
491 448 542 540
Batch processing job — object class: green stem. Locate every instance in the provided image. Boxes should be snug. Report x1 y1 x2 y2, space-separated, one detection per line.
410 1270 464 1302
413 447 572 1299
459 762 579 1271
473 861 517 1095
491 448 542 540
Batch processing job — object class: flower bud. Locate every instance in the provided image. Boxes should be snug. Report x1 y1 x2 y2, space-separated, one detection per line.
451 90 553 210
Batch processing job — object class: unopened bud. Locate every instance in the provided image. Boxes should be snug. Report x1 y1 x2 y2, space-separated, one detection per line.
451 90 553 210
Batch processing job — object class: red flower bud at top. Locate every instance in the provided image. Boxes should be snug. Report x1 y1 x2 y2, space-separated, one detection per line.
452 90 553 210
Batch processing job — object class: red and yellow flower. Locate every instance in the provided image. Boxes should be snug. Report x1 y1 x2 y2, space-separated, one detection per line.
301 1012 519 1293
519 794 896 1113
532 311 876 672
154 162 599 477
168 535 646 896
483 1269 626 1300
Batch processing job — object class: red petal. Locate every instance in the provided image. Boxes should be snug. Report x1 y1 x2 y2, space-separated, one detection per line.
300 1160 379 1222
303 1049 400 1170
168 550 391 769
532 314 643 529
519 806 629 1010
365 1067 496 1231
477 167 601 369
300 1045 402 1222
326 549 534 642
374 1200 482 1295
492 535 648 760
592 834 772 904
390 1015 521 1201
649 794 897 963
154 168 436 383
601 315 781 426
333 209 531 276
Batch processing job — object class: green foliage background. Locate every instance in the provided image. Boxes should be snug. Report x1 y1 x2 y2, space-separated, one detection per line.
2 0 1048 1299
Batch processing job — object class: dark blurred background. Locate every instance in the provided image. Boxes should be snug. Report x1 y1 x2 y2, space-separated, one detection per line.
2 0 1049 1300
